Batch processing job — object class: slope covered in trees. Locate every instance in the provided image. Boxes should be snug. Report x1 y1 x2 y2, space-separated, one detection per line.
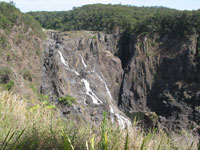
28 4 178 33
134 10 200 38
28 4 200 38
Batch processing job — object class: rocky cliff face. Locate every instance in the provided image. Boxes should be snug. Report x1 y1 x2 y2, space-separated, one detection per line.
119 34 200 132
41 31 131 128
40 30 200 132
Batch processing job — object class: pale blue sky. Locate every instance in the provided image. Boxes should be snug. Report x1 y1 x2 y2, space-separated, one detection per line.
2 0 200 12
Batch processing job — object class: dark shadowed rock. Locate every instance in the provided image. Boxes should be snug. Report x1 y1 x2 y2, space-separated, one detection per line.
40 30 200 133
118 34 200 133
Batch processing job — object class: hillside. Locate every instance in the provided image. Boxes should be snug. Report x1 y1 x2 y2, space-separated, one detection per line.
28 4 178 33
0 2 44 99
0 2 200 149
28 3 200 138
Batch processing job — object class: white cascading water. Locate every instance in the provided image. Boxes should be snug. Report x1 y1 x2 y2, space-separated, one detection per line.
95 73 112 99
95 71 131 129
117 114 132 128
58 50 80 76
58 50 69 67
115 114 127 129
109 105 131 129
81 79 103 105
70 69 80 76
109 106 115 123
79 54 87 69
57 42 131 129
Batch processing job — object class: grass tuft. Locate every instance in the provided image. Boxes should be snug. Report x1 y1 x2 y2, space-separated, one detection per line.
0 91 198 150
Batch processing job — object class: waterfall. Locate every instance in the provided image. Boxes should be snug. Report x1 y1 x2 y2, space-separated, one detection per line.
81 79 103 105
79 54 87 69
109 106 115 123
109 105 131 129
95 71 131 129
58 43 130 128
58 50 69 67
115 113 131 129
58 50 80 76
95 73 112 99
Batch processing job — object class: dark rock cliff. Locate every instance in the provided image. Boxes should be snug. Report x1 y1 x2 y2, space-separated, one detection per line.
119 34 200 132
41 31 131 128
40 30 200 133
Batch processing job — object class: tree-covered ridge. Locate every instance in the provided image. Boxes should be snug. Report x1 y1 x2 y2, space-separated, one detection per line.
28 4 200 38
134 10 200 38
0 2 43 37
28 4 178 33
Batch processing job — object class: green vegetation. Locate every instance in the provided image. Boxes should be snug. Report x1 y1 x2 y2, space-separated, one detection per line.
38 94 49 101
0 2 199 150
29 4 200 39
59 95 77 106
0 67 14 91
92 35 97 39
28 4 177 33
0 35 8 51
197 36 200 57
0 67 12 83
0 92 198 149
4 80 14 91
0 2 43 37
134 10 200 38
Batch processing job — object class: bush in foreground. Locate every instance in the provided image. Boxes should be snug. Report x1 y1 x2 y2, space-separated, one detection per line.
0 91 198 150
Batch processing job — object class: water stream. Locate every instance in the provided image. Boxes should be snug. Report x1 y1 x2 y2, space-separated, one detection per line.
58 50 80 76
79 54 87 69
56 38 131 129
95 73 112 99
81 79 103 105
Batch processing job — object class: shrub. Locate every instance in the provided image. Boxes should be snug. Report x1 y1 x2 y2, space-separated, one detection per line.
92 35 97 39
4 80 14 90
59 95 76 106
38 94 49 101
0 92 198 150
29 83 37 93
0 67 12 83
0 35 8 49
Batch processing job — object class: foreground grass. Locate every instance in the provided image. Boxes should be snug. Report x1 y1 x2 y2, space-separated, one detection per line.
0 91 198 150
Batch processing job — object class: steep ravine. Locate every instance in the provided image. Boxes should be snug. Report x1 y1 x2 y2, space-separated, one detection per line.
119 34 200 133
40 30 200 133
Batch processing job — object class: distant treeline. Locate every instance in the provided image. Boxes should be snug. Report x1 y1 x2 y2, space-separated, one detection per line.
28 4 200 37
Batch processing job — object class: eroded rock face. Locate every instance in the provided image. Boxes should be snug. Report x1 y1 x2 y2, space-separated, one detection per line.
119 34 200 132
41 31 131 128
41 30 200 132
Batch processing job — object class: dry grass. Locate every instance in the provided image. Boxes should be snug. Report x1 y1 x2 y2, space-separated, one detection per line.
0 91 198 150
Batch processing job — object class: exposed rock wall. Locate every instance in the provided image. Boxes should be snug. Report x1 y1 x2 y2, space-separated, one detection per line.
40 30 200 132
41 31 131 128
119 34 200 131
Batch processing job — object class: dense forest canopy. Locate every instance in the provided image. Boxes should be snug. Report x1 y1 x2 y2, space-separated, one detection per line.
28 4 200 38
28 4 178 33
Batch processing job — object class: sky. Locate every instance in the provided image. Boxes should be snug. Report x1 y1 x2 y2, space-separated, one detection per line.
1 0 200 12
